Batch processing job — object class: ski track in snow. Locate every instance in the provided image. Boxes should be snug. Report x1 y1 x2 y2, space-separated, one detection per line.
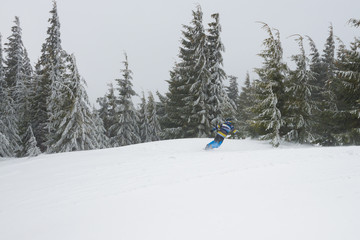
0 138 360 240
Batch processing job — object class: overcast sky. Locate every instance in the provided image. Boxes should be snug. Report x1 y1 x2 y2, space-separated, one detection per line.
1 0 359 105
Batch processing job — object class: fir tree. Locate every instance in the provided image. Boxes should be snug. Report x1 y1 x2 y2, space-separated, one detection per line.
96 92 112 137
4 17 25 95
4 16 34 141
333 19 360 145
155 90 168 136
206 13 232 128
181 5 210 137
226 75 239 104
138 92 151 143
46 55 101 153
165 7 230 138
307 36 323 101
109 53 140 147
253 81 283 147
236 72 255 138
0 33 21 156
322 24 336 86
147 91 161 141
0 34 17 157
284 35 317 144
164 66 189 139
92 106 109 149
20 125 41 157
104 83 118 141
316 25 339 145
252 23 287 147
33 1 67 151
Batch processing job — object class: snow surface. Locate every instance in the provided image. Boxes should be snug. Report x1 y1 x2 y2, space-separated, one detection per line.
1 138 360 240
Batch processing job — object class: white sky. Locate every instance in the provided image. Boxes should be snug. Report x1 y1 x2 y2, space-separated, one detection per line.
1 0 359 105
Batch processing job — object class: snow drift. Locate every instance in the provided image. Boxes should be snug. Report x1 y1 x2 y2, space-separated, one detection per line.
0 138 359 240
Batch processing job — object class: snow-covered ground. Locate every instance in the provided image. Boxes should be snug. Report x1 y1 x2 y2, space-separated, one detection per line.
1 138 359 240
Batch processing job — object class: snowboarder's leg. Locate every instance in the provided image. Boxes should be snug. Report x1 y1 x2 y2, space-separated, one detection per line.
205 135 224 150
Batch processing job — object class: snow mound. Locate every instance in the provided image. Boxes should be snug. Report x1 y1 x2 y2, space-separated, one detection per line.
0 138 359 240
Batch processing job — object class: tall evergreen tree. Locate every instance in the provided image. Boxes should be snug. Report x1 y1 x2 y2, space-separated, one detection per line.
164 66 189 139
0 32 21 157
0 34 20 157
109 53 140 147
206 13 232 128
284 35 317 143
33 1 67 151
165 6 208 138
236 72 255 138
333 19 360 145
4 16 33 142
165 7 230 138
46 54 101 153
181 5 210 137
252 23 288 147
315 25 339 145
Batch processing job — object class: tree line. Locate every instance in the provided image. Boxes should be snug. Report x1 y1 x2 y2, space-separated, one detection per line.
0 2 359 158
236 21 360 147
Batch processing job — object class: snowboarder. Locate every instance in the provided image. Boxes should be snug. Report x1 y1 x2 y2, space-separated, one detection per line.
205 118 237 150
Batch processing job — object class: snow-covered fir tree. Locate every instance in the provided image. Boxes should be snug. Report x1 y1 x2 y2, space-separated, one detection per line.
236 72 255 138
254 81 283 147
252 23 287 147
315 25 339 145
20 48 35 133
165 7 230 138
164 66 189 139
284 35 317 144
226 75 239 104
206 13 233 126
333 19 360 145
147 91 161 141
33 1 67 151
102 83 118 141
0 34 11 157
0 33 21 157
4 17 25 96
0 34 19 157
92 106 109 149
306 36 322 101
138 92 151 143
181 5 210 137
4 16 34 141
322 24 336 87
109 53 140 147
96 91 111 137
46 54 102 153
155 90 167 136
20 125 41 157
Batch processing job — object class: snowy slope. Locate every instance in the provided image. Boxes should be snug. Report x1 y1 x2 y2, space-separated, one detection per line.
0 138 359 240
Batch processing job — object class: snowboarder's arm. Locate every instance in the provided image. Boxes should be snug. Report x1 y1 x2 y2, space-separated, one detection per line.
211 125 221 132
